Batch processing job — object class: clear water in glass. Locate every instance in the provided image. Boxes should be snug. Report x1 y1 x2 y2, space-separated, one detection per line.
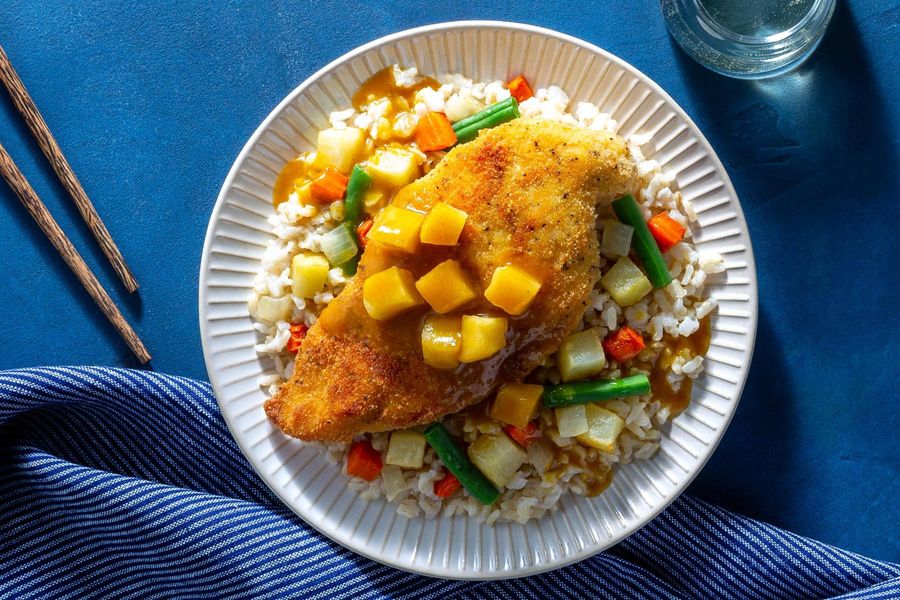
661 0 836 79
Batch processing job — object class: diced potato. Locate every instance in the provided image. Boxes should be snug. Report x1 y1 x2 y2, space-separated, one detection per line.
368 205 426 253
576 404 625 452
415 260 479 314
254 295 292 322
385 430 426 469
484 264 542 316
601 220 634 256
420 202 468 245
312 127 365 174
362 266 424 321
290 253 330 298
557 329 607 382
555 405 589 438
601 257 652 307
490 383 543 429
467 433 527 488
367 146 420 188
381 465 407 501
458 315 508 363
421 314 461 370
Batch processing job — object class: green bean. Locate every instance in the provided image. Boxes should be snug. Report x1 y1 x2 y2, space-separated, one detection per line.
340 165 372 275
340 250 360 276
343 164 371 227
423 423 500 505
452 98 520 143
542 375 651 408
451 97 517 130
612 195 672 288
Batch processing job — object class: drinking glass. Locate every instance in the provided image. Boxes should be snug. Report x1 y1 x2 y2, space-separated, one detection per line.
660 0 837 79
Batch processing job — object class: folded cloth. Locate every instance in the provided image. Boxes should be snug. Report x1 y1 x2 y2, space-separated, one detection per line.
0 367 896 599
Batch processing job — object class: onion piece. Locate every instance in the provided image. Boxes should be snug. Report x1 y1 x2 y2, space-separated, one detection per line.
320 224 358 266
254 295 292 322
602 220 634 256
381 465 407 501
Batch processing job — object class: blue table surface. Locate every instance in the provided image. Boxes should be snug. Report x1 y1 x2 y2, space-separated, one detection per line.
1 1 897 562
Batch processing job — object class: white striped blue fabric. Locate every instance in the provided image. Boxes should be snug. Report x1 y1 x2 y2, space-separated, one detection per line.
0 366 896 599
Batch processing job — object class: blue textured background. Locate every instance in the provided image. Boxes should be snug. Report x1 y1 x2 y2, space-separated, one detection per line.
0 0 896 562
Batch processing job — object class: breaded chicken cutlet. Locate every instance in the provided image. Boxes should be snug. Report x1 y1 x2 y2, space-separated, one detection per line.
265 118 638 442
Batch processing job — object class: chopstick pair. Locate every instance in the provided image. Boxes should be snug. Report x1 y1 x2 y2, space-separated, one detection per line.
0 44 150 363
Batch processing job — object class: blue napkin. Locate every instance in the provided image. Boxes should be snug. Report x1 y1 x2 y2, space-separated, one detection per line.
1 367 897 599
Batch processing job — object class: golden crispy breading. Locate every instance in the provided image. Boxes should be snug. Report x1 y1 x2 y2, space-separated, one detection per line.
265 118 638 442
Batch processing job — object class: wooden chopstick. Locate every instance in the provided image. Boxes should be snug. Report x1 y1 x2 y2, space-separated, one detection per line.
0 141 151 363
0 43 139 293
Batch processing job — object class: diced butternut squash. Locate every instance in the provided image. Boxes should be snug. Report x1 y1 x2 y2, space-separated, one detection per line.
576 404 625 452
467 433 527 488
458 315 508 363
484 264 542 316
421 314 461 370
415 260 479 314
555 405 589 438
420 202 468 245
312 127 365 174
385 430 427 469
362 266 424 321
601 257 653 307
490 383 543 429
368 205 425 253
290 253 330 298
557 328 607 382
367 146 420 187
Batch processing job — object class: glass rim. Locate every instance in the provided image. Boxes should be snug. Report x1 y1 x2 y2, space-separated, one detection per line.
661 0 837 79
693 0 833 46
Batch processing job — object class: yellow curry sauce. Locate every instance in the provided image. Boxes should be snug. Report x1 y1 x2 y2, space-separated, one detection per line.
546 447 614 496
273 68 440 208
649 315 712 416
273 158 307 207
352 67 439 113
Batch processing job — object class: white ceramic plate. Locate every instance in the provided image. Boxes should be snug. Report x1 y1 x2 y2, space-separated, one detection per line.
199 21 757 580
